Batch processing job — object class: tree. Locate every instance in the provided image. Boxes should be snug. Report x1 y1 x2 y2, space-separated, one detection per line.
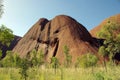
63 45 72 67
51 57 59 74
0 0 3 18
1 51 14 67
80 53 98 68
0 25 14 59
98 46 108 72
19 58 30 80
0 25 14 46
27 49 44 67
36 50 44 66
80 53 98 73
97 20 120 63
75 57 81 68
0 51 21 67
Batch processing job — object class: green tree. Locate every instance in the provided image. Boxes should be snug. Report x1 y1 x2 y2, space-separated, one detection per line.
1 51 13 67
0 51 21 67
51 57 59 74
75 57 81 68
80 53 98 68
12 53 22 67
63 45 72 67
98 21 120 63
36 50 44 66
0 25 14 46
27 49 44 67
0 25 14 59
19 58 30 80
80 53 98 73
98 46 108 72
28 49 37 67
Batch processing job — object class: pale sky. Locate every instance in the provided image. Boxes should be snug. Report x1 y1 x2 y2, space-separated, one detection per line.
0 0 120 36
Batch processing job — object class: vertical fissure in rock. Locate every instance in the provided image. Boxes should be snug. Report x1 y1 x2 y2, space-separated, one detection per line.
53 39 59 57
47 22 51 41
44 22 51 57
40 19 49 31
35 43 39 51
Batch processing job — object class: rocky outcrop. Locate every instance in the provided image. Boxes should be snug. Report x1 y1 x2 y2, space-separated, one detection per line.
90 14 120 38
13 15 99 63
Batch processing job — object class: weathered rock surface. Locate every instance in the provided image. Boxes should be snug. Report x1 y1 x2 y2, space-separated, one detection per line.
13 15 99 63
90 14 120 38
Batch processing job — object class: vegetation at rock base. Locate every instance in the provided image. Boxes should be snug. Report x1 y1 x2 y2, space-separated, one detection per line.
51 57 59 74
78 52 98 68
0 49 120 80
98 46 108 72
27 49 44 67
63 45 72 68
0 45 120 80
0 66 120 80
0 51 20 67
97 21 120 63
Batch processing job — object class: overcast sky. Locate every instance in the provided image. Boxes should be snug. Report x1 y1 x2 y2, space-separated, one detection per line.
0 0 120 36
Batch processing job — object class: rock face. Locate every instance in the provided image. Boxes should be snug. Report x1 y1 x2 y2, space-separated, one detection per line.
90 14 120 38
0 35 21 58
13 15 98 63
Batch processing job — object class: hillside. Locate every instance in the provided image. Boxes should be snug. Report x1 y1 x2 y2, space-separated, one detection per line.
90 14 120 38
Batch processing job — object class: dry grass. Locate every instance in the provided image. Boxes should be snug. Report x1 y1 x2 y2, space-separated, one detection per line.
0 66 120 80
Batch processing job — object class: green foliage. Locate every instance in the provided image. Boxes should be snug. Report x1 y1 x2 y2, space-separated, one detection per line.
98 46 108 72
97 21 120 40
75 57 81 68
98 46 108 57
98 21 120 63
63 45 72 67
19 58 30 80
80 53 98 68
36 50 44 65
1 51 21 67
27 49 44 67
94 72 104 80
0 51 29 80
0 66 120 80
63 45 69 56
51 57 59 74
1 51 14 67
0 25 14 47
0 49 45 80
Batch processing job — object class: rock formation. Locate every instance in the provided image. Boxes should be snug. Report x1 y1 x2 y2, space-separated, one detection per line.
13 15 99 63
90 14 120 38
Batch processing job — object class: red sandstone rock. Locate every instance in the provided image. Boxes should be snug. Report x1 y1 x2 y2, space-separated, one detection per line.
13 15 98 63
90 14 120 38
